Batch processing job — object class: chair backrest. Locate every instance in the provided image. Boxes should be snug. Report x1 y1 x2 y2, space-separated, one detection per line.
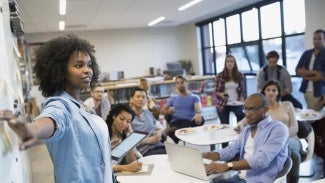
274 156 293 183
298 121 315 163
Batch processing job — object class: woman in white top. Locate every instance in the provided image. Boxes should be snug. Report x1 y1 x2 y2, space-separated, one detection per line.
215 55 246 125
261 79 302 183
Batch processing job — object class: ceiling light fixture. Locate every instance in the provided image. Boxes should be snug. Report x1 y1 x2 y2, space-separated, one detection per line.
178 0 203 11
59 0 66 15
148 16 166 26
59 21 65 30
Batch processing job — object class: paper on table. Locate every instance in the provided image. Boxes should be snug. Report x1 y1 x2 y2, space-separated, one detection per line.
121 165 149 174
116 164 154 176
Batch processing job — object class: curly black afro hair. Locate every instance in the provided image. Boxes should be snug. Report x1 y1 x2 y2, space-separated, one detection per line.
33 34 100 97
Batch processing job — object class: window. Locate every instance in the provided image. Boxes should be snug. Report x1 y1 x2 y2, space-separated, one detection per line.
260 2 281 39
226 14 241 44
197 0 305 75
242 8 259 42
283 0 305 35
213 19 226 46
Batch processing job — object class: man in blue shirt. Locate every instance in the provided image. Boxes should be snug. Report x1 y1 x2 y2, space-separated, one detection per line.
203 93 289 183
296 29 325 109
161 75 204 143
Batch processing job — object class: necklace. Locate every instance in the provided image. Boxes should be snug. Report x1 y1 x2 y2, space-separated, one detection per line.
268 101 279 110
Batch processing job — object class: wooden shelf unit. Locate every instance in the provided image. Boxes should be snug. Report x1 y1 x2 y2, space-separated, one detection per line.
80 75 218 119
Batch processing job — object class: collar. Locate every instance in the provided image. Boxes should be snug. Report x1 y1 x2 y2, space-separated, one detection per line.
247 115 272 130
55 91 95 114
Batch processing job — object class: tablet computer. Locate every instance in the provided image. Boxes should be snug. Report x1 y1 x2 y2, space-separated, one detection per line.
111 131 148 161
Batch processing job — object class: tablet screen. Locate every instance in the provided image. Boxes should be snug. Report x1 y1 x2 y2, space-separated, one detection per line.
111 131 148 160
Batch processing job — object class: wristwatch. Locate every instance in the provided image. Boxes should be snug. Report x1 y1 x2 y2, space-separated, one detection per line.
227 162 234 170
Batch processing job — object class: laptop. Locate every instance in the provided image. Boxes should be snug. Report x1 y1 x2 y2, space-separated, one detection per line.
164 142 226 181
111 131 148 164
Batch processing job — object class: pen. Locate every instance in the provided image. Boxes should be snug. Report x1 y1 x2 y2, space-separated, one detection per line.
134 153 139 162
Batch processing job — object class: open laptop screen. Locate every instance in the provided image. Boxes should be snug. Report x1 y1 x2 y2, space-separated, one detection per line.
111 131 148 161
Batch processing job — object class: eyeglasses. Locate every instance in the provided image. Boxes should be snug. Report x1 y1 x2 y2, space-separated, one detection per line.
93 90 105 93
243 106 265 113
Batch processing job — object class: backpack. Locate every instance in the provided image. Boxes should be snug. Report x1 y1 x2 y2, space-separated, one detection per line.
263 64 283 81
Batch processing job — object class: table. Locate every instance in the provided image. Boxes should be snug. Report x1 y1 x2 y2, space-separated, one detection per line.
116 155 210 183
295 109 323 123
175 124 239 150
309 178 325 183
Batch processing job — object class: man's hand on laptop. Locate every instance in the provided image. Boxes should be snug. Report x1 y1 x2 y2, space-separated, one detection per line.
205 162 228 174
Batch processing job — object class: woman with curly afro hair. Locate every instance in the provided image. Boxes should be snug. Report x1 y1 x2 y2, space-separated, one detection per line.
0 34 116 183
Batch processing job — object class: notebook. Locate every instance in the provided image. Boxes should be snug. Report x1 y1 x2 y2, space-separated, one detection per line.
111 131 148 163
164 142 225 181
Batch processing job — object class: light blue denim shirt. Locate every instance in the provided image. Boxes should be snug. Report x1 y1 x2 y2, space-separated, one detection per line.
217 116 289 183
36 91 113 183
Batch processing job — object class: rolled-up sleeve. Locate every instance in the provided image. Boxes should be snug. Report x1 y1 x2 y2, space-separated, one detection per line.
35 99 71 142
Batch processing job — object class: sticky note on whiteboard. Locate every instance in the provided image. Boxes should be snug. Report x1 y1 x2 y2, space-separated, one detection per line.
2 75 9 96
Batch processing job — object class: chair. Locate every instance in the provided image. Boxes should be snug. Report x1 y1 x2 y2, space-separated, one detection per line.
297 121 315 177
274 156 293 183
298 121 315 163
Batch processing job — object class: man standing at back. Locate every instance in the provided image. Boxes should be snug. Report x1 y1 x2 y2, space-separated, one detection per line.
296 29 325 109
203 93 289 183
84 83 111 121
161 75 204 143
257 50 302 109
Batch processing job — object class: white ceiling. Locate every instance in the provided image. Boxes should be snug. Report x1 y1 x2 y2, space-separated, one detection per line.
17 0 261 34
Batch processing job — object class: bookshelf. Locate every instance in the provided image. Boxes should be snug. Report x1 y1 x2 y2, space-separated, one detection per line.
80 75 218 120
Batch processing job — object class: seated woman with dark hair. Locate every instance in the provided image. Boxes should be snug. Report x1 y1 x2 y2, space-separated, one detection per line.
106 104 143 173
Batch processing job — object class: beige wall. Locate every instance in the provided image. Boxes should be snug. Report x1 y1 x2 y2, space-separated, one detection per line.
24 0 325 79
25 24 199 79
305 0 325 48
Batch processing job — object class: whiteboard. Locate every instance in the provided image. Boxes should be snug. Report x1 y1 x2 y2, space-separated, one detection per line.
0 0 32 182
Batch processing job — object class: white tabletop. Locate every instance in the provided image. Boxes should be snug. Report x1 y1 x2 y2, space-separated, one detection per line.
295 109 323 122
175 124 239 146
116 155 210 183
309 178 325 183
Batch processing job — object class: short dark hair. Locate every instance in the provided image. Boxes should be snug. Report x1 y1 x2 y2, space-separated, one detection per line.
175 75 187 82
266 50 279 60
130 87 147 97
34 34 100 97
90 83 104 91
314 29 325 38
261 79 282 102
249 93 268 106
